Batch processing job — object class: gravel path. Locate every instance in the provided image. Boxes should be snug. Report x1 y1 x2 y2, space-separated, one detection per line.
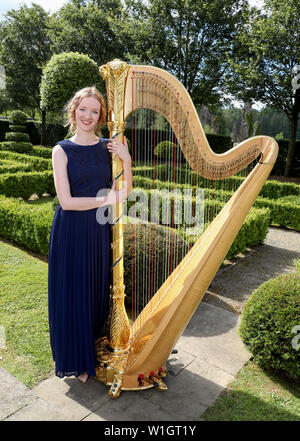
203 227 300 314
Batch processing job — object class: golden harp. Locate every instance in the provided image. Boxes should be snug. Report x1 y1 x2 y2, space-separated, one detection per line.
95 59 278 398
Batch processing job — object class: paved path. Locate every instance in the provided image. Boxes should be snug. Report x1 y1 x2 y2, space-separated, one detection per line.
1 227 299 421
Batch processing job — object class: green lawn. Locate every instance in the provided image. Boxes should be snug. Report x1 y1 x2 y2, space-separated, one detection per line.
200 361 300 421
0 237 299 421
0 238 53 387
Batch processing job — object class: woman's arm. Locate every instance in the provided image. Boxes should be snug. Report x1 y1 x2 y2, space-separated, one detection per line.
52 145 126 211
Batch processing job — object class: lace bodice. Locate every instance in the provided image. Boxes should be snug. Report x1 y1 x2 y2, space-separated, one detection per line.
56 138 112 198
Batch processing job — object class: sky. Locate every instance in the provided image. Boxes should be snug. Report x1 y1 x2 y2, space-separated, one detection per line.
0 0 264 20
0 0 67 19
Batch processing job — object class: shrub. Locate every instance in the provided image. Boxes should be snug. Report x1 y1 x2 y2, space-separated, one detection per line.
2 110 33 153
9 110 28 125
5 132 30 142
40 51 103 112
1 141 33 154
240 271 300 380
155 140 176 159
122 221 189 312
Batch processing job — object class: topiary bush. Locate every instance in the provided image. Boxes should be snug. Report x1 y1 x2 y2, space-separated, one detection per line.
2 110 33 153
122 221 188 313
154 140 176 159
239 271 300 381
40 51 103 113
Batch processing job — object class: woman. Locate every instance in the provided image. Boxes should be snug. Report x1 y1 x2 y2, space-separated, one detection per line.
48 86 132 384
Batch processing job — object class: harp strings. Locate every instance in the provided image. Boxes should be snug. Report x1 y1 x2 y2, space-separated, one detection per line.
127 72 256 334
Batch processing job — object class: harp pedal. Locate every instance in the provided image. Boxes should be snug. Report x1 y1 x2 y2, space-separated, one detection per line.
148 371 168 391
158 367 168 379
137 374 145 387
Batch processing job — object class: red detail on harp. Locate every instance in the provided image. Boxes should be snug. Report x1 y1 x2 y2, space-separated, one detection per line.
138 374 144 386
149 371 154 378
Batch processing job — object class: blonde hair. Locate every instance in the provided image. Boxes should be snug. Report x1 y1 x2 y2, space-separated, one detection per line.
64 86 106 137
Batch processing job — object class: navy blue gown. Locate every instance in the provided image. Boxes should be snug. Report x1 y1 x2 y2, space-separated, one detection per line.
48 138 111 378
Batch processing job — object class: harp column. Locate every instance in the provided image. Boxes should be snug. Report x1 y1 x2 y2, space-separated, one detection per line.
98 60 130 372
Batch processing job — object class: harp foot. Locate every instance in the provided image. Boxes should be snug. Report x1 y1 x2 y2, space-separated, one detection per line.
154 379 168 391
139 370 168 391
109 373 123 399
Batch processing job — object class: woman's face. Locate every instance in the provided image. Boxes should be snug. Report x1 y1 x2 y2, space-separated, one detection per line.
75 96 101 133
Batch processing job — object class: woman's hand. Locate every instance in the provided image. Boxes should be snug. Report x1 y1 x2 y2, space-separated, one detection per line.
107 137 131 164
105 180 127 206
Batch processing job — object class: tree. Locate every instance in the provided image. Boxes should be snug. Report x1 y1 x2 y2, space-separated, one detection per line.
115 0 249 107
48 0 124 66
226 0 300 176
40 52 103 115
0 3 52 116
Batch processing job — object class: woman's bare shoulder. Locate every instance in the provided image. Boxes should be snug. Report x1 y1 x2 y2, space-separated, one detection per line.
52 144 68 164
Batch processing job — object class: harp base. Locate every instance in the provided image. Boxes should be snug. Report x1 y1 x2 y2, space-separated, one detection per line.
95 337 168 398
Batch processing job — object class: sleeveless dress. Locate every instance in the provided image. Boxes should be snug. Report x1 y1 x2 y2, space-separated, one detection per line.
48 138 111 378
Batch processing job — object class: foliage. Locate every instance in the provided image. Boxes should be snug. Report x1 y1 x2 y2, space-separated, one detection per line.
117 0 249 106
226 0 300 176
48 0 124 67
122 221 188 310
245 110 262 137
8 110 29 125
154 140 175 159
0 4 52 113
240 270 300 380
40 51 103 113
1 110 33 153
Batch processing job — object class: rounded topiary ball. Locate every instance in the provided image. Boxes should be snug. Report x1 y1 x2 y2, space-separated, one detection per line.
155 141 175 159
9 110 28 125
239 271 300 380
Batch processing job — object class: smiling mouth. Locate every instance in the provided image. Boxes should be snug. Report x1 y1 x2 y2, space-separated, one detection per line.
82 120 92 126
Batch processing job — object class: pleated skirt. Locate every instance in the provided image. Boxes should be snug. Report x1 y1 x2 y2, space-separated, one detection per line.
48 205 110 378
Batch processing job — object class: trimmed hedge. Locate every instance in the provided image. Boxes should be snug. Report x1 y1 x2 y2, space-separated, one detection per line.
225 207 270 260
254 197 300 231
123 221 189 311
0 160 34 174
240 269 300 380
132 174 300 231
0 150 52 170
0 170 54 199
1 141 33 154
0 193 270 266
0 195 52 255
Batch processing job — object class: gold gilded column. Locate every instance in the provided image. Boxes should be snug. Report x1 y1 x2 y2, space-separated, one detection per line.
95 59 131 398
